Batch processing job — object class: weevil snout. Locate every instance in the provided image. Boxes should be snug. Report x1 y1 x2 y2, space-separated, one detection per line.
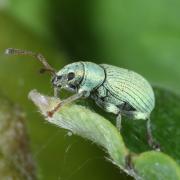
51 73 74 88
51 75 64 88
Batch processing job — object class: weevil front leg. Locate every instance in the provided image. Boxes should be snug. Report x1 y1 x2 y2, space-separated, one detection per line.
121 110 160 151
54 87 60 97
47 91 86 117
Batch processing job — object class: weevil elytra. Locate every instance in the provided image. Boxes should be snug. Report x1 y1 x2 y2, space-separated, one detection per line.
5 48 160 150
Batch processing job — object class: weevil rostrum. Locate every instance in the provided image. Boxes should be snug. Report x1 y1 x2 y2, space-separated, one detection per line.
5 48 159 150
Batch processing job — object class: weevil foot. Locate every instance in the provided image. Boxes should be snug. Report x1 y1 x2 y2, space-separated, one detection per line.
148 139 161 151
47 111 54 117
47 101 63 117
47 104 62 118
153 143 161 151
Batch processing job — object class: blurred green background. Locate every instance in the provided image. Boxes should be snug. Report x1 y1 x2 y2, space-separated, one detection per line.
0 0 180 179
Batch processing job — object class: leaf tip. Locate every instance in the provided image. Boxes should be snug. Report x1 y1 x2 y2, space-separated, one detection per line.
28 89 59 116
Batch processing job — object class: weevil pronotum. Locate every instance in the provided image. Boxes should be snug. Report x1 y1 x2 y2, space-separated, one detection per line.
5 48 160 150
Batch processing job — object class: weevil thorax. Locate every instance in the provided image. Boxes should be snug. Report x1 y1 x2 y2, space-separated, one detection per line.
78 62 105 93
52 62 105 95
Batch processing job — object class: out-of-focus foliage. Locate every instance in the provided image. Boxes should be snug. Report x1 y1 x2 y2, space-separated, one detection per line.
0 93 36 179
4 0 51 38
5 0 180 92
0 0 180 179
133 152 180 180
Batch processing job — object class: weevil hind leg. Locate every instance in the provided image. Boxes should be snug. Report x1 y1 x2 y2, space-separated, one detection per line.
94 99 122 131
146 117 161 151
121 110 160 151
116 113 122 131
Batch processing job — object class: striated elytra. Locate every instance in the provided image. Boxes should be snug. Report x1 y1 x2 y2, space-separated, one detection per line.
5 48 159 150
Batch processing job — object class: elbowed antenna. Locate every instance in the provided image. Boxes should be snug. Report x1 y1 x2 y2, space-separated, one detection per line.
5 48 56 76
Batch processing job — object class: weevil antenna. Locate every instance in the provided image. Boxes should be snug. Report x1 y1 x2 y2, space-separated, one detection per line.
5 48 56 76
39 68 56 75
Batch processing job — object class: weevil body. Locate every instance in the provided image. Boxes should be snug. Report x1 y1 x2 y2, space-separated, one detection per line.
5 48 159 150
54 62 155 120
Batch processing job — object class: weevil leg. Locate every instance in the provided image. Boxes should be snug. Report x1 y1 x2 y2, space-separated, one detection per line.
146 117 153 147
120 110 149 120
54 87 59 97
47 91 85 117
146 117 160 151
94 99 122 131
121 110 160 151
116 113 122 131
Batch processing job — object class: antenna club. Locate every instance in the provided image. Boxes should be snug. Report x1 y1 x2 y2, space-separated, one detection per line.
5 48 15 55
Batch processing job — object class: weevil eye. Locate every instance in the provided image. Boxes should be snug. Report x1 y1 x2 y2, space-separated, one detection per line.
69 84 76 90
67 72 75 81
57 75 62 80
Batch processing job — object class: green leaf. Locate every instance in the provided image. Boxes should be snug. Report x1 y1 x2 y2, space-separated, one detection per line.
29 88 180 179
28 90 129 171
133 152 180 180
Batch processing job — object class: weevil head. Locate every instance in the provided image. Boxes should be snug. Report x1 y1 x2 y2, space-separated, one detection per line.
51 62 84 93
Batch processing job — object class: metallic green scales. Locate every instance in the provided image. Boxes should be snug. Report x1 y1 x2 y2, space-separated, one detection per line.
100 64 155 114
80 62 105 93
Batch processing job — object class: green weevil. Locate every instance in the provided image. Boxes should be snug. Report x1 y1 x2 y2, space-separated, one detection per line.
5 48 159 150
